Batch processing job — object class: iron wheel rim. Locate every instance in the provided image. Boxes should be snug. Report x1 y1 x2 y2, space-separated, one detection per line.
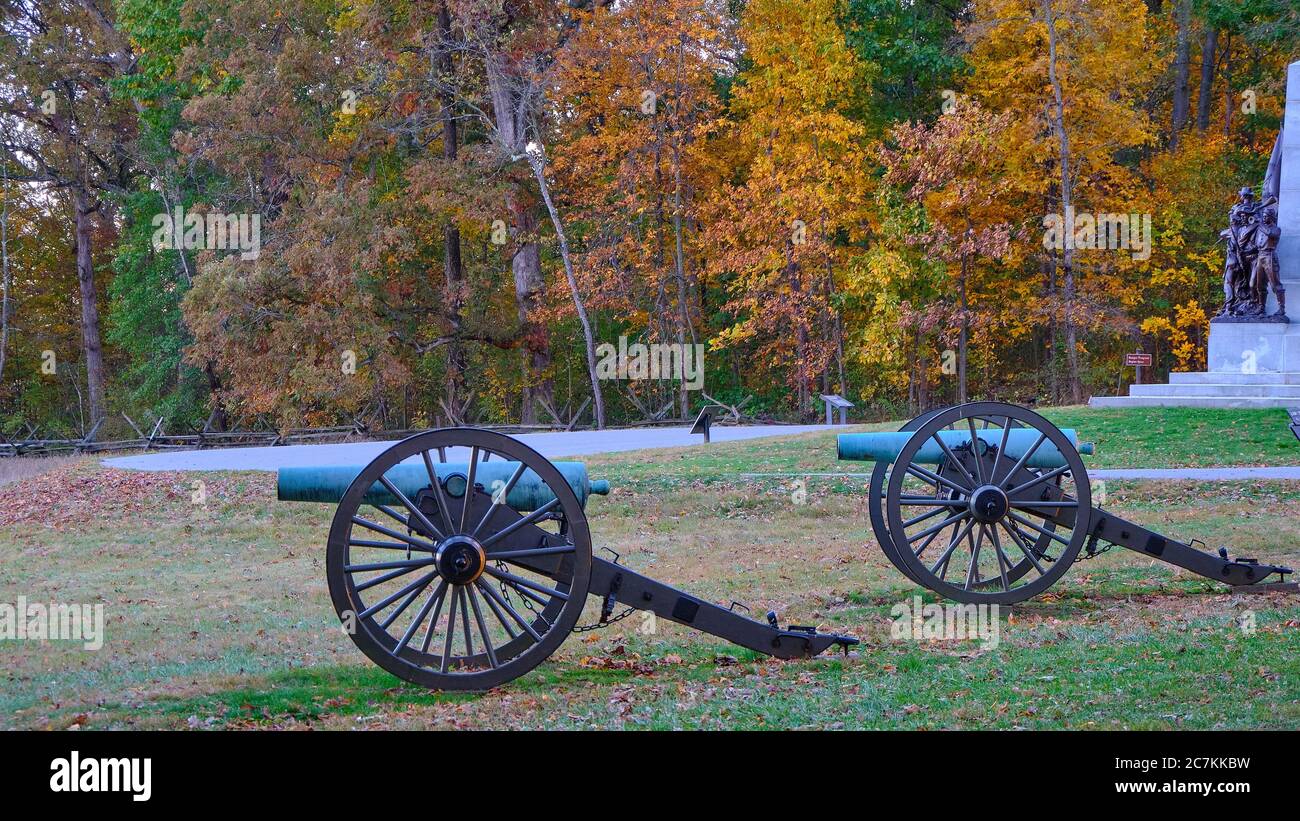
325 428 592 691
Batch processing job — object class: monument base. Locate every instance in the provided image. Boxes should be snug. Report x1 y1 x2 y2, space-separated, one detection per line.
1090 59 1299 410
1090 319 1300 409
1211 314 1289 324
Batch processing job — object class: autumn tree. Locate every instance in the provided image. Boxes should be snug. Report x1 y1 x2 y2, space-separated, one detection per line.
704 0 872 415
0 0 138 426
881 98 1017 404
550 0 728 419
964 0 1158 403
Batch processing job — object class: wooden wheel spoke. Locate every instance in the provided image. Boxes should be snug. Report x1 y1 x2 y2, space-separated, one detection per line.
471 462 528 539
355 563 429 593
351 516 438 552
421 450 455 536
378 475 445 541
928 518 975 576
418 581 450 654
998 432 1047 490
1006 464 1072 498
476 580 543 642
479 498 561 550
359 570 438 620
963 523 986 590
1007 510 1071 546
394 580 446 653
903 505 953 529
489 545 576 562
990 417 1013 485
349 538 433 553
476 582 519 641
380 573 437 631
966 417 986 484
467 588 499 669
345 557 436 573
988 524 1011 591
907 510 969 545
931 433 977 488
458 447 480 533
441 586 460 673
898 498 967 507
1000 521 1046 575
906 463 971 496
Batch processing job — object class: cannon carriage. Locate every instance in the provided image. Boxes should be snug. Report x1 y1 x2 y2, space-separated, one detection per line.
278 427 855 691
279 401 1292 690
844 402 1293 604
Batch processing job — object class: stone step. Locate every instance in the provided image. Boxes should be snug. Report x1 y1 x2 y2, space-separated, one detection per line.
1089 395 1300 409
1129 382 1300 398
1169 371 1300 384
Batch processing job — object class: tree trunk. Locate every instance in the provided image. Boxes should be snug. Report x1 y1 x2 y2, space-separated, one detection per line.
528 148 606 429
203 361 228 431
1169 0 1192 149
73 188 107 424
437 2 467 421
1196 27 1218 132
508 194 551 424
1222 32 1233 137
958 260 969 404
486 65 552 424
1044 1 1081 404
0 162 11 384
915 326 928 411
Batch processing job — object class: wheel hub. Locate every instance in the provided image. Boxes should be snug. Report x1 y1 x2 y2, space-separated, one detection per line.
436 535 487 585
969 484 1009 524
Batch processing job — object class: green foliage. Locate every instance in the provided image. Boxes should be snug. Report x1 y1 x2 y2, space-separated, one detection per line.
843 0 967 131
106 190 209 423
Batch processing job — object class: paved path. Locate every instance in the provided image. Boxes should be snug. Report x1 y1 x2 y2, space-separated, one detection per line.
1089 466 1300 481
104 424 829 472
739 467 1300 482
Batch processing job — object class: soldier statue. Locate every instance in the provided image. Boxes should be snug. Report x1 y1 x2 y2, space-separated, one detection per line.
1214 186 1284 321
1251 207 1285 319
1216 188 1262 318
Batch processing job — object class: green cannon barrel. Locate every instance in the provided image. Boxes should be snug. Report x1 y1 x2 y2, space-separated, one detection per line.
277 461 610 510
838 428 1093 468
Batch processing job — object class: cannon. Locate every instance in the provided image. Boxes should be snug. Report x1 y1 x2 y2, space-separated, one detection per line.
843 401 1295 604
279 428 856 690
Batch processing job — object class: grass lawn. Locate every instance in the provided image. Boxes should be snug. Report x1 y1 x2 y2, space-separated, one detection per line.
0 405 1297 730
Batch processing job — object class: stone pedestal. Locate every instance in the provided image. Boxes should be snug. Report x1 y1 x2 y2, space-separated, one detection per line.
1090 61 1300 409
1270 60 1300 315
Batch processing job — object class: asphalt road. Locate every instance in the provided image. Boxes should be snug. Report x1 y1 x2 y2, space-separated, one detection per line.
103 424 830 472
103 425 1300 482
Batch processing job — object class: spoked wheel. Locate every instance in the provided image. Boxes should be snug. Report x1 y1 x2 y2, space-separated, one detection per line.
884 403 1092 604
872 408 1060 589
871 407 949 586
326 429 593 690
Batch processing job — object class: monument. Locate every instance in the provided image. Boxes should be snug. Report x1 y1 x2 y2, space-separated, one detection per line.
1092 60 1300 408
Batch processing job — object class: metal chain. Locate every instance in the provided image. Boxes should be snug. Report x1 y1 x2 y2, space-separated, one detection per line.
573 605 636 633
1075 533 1114 562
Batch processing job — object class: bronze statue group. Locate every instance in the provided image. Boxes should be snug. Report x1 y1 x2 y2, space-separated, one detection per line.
1217 188 1285 321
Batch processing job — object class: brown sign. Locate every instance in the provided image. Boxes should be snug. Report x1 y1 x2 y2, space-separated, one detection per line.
1124 353 1153 368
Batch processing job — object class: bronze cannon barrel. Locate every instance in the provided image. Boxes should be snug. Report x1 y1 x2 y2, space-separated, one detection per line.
277 461 610 510
838 428 1093 467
